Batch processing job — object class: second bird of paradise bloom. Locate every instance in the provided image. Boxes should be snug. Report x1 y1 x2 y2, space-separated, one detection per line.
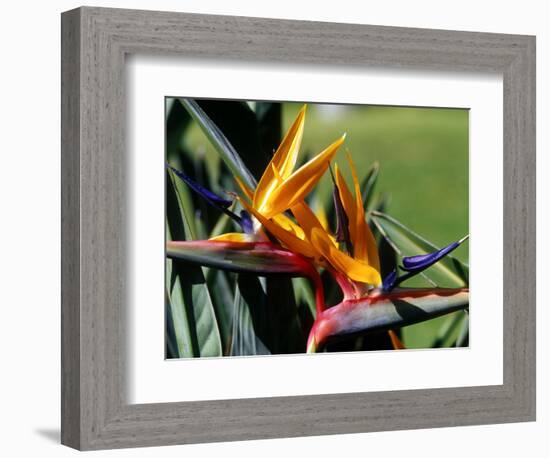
167 103 469 353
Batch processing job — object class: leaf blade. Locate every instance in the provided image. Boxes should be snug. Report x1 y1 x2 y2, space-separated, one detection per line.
361 161 380 211
179 98 257 190
165 172 222 358
230 276 271 356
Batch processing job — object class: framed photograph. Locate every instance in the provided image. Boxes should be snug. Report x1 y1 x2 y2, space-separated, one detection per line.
163 97 470 359
61 6 536 450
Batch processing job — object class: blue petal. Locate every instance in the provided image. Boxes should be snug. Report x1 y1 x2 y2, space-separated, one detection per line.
167 164 255 234
167 164 232 208
401 236 468 272
382 236 469 292
240 210 254 234
382 270 397 292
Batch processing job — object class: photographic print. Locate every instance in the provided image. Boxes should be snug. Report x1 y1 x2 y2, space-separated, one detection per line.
165 98 469 358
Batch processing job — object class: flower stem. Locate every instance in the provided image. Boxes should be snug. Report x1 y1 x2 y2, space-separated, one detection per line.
326 265 357 300
306 333 317 353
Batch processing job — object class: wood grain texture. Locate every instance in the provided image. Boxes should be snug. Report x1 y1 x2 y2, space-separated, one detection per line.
61 6 536 450
60 7 81 449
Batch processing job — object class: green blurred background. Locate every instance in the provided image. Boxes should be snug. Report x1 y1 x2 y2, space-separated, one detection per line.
181 101 469 349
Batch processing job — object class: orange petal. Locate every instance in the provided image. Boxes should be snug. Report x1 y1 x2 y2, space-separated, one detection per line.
254 105 306 211
263 134 346 218
312 196 330 232
291 201 337 247
363 217 381 272
347 152 367 261
310 227 381 286
334 162 357 246
209 232 254 242
235 176 254 201
388 330 406 350
291 201 324 236
240 198 317 258
271 162 283 184
346 153 381 272
273 213 306 240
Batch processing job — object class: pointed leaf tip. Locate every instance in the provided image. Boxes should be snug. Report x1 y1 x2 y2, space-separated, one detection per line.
179 98 257 190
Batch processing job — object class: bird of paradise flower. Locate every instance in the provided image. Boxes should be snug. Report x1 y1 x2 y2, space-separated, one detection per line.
167 100 469 354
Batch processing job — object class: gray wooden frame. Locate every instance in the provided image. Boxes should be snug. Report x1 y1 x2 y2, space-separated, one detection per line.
61 6 536 451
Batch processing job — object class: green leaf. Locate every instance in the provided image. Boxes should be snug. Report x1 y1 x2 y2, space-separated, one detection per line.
165 173 222 358
455 312 469 347
193 99 271 180
166 257 222 358
165 289 179 358
360 161 379 210
209 212 232 239
377 225 398 281
370 211 469 288
266 276 307 353
431 310 466 348
230 275 306 354
166 168 197 240
230 277 271 356
292 277 316 318
371 192 391 215
206 269 235 355
165 260 194 358
165 98 191 163
179 98 257 190
309 287 469 352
